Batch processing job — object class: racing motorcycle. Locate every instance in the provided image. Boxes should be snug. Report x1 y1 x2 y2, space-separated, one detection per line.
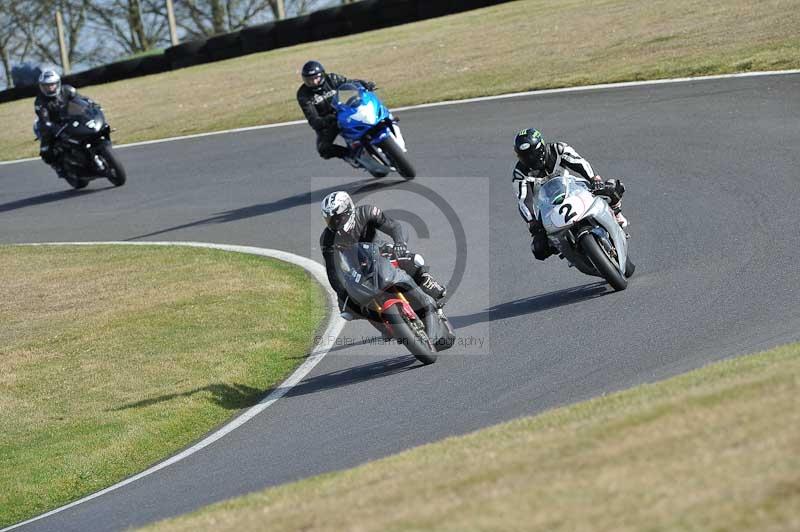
333 82 415 179
336 242 455 364
536 171 635 291
35 96 126 189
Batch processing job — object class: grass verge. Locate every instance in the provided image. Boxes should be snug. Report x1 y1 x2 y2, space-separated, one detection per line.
1 0 799 161
0 245 326 528
140 343 800 531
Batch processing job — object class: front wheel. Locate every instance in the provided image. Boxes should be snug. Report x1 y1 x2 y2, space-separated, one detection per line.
580 233 628 291
65 174 89 189
383 305 437 365
377 136 415 179
98 143 126 187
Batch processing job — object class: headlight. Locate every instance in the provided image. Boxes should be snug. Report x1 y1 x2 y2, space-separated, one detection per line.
85 120 102 131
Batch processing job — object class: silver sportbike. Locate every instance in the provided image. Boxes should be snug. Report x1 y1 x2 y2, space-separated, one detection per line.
536 171 635 291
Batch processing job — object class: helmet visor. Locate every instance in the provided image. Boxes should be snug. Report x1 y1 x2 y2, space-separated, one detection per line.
327 210 352 231
520 146 547 177
303 73 324 88
40 82 59 97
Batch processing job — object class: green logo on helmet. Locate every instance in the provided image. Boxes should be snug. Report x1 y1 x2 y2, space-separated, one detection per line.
517 128 543 141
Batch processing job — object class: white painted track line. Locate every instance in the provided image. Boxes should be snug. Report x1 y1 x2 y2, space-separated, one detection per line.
2 69 798 166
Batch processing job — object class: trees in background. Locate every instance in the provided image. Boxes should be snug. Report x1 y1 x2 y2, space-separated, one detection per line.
0 0 333 89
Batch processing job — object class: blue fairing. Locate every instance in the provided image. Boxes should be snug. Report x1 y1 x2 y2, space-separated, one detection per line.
334 86 394 147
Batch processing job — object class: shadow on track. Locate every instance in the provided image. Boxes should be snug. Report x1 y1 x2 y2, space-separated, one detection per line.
126 178 404 241
109 383 264 411
284 355 419 398
0 186 110 214
450 282 611 329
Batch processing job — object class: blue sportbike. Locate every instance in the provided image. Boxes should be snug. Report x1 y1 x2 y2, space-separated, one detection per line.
333 83 415 179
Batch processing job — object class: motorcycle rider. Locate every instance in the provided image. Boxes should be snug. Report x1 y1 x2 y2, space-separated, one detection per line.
512 128 628 261
34 69 85 178
320 191 447 321
297 60 389 178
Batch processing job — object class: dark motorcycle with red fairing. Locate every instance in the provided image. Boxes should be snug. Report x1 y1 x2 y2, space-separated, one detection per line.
336 242 455 365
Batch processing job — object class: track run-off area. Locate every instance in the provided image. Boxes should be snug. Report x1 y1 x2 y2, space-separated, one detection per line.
1 72 799 531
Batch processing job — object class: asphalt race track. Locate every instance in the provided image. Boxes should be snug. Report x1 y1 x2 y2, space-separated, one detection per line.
1 73 799 531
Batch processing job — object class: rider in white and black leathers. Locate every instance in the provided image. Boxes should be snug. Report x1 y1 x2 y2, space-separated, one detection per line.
320 191 446 320
512 128 628 260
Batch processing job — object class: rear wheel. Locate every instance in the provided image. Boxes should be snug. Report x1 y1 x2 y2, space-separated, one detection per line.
383 305 437 365
377 136 415 179
580 233 628 291
99 143 126 186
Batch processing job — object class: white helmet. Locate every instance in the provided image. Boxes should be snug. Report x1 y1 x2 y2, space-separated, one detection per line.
38 69 61 98
321 191 355 232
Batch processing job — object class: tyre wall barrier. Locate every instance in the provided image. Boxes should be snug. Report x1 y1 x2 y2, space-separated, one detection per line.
204 32 245 62
274 14 313 48
0 0 516 103
241 22 277 54
165 39 209 69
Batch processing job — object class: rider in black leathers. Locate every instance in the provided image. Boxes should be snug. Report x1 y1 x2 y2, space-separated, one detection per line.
34 69 84 177
297 60 387 177
320 191 447 320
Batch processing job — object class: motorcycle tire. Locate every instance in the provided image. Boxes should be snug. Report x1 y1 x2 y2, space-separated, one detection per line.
382 305 437 365
377 136 415 180
624 255 636 278
65 174 89 189
580 233 628 291
99 143 126 187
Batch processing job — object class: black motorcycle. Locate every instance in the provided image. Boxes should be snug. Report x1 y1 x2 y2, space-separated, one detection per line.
336 242 455 365
42 97 126 189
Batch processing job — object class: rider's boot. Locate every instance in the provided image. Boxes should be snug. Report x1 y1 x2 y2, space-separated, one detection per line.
357 153 390 178
529 220 555 260
416 271 447 304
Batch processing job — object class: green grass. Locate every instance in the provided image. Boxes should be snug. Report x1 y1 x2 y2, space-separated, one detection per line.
1 0 798 160
0 245 326 528
140 343 800 532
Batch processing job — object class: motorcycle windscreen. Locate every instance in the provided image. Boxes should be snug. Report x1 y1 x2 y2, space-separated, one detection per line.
336 244 383 306
536 174 591 230
336 243 413 306
64 98 93 119
334 87 362 108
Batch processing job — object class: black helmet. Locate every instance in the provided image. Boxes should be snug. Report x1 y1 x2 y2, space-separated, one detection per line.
38 69 61 99
301 60 326 90
514 128 549 178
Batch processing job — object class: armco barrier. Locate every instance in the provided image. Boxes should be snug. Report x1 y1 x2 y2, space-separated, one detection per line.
240 22 277 54
0 0 517 103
